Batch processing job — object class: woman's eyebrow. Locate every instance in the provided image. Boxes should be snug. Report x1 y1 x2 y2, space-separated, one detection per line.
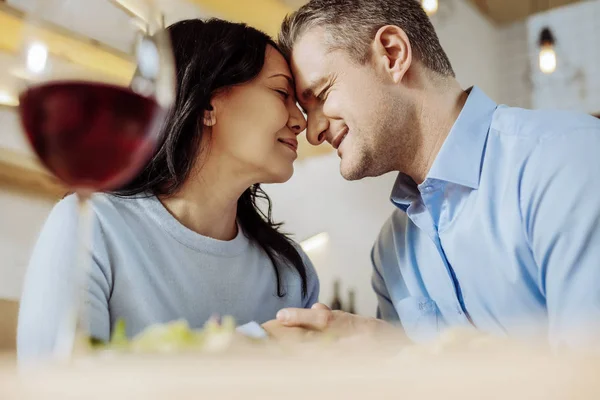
268 73 294 86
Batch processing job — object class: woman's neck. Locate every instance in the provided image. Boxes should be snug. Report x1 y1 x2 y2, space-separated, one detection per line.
159 156 254 241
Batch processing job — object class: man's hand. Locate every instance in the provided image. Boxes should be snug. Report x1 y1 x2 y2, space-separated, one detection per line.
275 303 404 343
261 319 320 342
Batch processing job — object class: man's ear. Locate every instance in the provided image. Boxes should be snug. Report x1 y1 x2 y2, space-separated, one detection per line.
371 25 412 84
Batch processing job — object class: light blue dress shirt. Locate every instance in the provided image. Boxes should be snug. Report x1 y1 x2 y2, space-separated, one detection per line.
371 87 600 349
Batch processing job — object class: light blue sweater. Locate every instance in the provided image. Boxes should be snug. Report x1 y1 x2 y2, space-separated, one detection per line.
17 193 319 361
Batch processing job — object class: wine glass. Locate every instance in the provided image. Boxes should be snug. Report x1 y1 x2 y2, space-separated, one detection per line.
2 0 175 359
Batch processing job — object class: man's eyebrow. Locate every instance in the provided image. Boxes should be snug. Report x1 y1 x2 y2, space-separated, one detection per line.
301 76 329 101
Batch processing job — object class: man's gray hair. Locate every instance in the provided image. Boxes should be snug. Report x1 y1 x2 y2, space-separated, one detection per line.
279 0 455 77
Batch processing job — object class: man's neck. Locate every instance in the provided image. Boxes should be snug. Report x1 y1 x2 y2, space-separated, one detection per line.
405 81 468 184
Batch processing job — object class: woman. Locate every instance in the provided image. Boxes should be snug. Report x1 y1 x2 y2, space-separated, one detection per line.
17 18 319 361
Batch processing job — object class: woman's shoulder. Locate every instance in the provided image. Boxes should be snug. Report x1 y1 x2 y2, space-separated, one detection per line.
47 192 159 247
46 193 134 225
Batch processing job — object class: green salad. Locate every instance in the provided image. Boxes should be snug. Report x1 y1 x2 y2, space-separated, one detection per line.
91 316 240 354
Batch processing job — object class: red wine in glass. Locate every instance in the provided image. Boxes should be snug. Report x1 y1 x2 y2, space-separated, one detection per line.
19 80 164 192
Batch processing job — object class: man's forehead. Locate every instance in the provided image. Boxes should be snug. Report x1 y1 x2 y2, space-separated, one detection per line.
289 28 331 97
293 25 329 52
290 27 330 66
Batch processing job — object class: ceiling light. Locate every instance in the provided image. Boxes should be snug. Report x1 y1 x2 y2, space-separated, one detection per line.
0 90 18 107
422 0 439 15
26 42 48 75
539 27 557 74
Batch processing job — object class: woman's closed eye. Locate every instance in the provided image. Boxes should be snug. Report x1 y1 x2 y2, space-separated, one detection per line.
275 89 290 99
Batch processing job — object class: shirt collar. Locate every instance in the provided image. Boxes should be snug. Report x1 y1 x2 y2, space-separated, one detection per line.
390 173 419 211
427 86 497 189
390 86 497 210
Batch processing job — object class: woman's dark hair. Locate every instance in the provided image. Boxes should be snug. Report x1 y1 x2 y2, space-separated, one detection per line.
115 19 308 297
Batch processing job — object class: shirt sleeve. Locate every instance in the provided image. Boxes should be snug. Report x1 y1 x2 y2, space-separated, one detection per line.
17 195 112 364
521 127 600 350
371 218 402 322
371 255 399 320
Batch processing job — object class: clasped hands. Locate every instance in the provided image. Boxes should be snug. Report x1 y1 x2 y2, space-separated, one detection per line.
261 303 404 345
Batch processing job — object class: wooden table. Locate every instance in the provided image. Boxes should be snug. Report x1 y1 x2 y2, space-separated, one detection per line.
1 335 599 400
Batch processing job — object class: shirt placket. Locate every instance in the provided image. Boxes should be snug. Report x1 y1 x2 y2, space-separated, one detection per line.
408 180 473 327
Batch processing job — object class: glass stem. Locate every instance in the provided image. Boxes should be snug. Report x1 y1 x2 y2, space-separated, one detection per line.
53 192 93 361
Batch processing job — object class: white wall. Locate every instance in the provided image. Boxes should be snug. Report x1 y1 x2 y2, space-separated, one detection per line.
431 0 502 103
527 0 600 114
0 191 53 300
0 107 55 301
497 21 532 109
0 108 29 154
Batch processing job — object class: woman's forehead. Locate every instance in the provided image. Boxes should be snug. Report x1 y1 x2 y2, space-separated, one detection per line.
262 46 293 78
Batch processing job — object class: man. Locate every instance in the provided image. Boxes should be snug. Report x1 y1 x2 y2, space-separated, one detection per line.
268 0 600 349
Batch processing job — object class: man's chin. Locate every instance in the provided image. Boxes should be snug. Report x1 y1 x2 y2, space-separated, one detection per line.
339 158 367 181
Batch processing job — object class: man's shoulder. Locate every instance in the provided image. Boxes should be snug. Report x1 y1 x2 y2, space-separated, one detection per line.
491 107 600 177
372 208 411 261
492 105 600 142
377 208 409 239
486 107 600 186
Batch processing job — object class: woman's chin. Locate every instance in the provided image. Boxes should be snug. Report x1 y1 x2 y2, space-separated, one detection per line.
261 164 294 184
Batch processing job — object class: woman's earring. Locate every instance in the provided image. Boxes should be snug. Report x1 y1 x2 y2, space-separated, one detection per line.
203 108 216 127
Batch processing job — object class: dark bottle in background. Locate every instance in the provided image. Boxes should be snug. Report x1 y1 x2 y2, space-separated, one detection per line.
330 279 343 310
346 289 356 314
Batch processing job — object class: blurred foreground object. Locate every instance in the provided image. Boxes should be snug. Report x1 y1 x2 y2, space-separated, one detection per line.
2 328 600 399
